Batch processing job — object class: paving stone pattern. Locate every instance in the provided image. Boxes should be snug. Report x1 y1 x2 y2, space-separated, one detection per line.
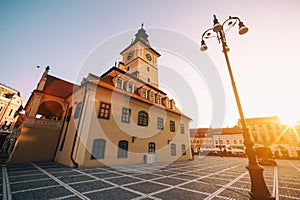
1 156 300 199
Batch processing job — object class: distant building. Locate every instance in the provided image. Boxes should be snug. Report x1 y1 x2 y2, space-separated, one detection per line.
238 116 300 158
0 83 23 155
9 26 192 167
190 126 244 154
0 84 23 130
239 116 282 145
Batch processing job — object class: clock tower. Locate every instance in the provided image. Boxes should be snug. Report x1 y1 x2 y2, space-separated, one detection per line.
119 24 160 88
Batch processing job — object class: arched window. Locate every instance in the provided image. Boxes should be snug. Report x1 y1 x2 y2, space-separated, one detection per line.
37 100 64 120
91 139 106 160
148 142 155 154
181 144 186 155
171 144 176 156
118 140 128 158
138 111 148 126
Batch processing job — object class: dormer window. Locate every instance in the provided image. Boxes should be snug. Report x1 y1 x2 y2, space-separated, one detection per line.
170 100 176 110
157 95 161 104
150 91 155 102
166 99 170 108
149 90 155 102
117 78 123 89
127 82 134 93
142 89 147 98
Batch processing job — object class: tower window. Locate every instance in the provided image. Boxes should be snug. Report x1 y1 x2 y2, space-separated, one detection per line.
148 78 150 83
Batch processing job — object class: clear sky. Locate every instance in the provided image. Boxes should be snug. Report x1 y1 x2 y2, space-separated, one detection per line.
1 0 300 128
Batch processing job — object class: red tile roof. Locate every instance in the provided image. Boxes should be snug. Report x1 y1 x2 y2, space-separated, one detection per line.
43 75 79 98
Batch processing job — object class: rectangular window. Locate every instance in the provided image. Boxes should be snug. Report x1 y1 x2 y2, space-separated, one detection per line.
98 102 111 119
91 139 106 160
170 120 175 132
127 83 133 93
74 102 82 119
181 144 186 155
171 144 176 156
117 78 123 89
157 95 161 104
8 109 13 117
157 117 164 130
118 140 128 158
150 92 154 102
180 124 185 134
142 90 147 98
121 107 131 123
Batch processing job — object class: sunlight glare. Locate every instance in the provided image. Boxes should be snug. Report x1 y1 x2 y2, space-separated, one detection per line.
280 115 299 126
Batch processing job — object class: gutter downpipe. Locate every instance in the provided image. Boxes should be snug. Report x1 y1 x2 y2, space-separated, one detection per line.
53 100 69 161
70 80 88 168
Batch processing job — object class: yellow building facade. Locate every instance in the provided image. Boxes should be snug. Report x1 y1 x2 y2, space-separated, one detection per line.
9 26 192 167
0 84 22 131
238 116 300 158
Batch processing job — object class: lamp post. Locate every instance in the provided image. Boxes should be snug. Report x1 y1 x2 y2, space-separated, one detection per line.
200 15 274 200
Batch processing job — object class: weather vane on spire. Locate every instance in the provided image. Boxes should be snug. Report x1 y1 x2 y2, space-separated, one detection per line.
141 22 144 28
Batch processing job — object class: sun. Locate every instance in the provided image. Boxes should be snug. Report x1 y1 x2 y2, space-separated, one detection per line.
280 114 299 126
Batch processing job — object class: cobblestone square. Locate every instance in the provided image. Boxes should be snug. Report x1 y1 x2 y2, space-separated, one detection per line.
1 156 300 199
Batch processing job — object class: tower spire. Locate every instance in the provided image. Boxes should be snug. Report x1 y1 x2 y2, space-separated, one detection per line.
134 24 149 45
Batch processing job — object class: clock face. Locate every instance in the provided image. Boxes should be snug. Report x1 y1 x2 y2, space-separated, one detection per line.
146 53 152 61
127 53 132 60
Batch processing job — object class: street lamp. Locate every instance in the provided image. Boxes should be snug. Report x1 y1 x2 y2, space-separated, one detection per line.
200 15 274 200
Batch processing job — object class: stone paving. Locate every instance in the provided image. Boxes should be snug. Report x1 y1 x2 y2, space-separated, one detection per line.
1 156 300 200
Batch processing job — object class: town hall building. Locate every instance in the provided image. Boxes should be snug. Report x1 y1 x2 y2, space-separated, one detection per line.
9 26 193 167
